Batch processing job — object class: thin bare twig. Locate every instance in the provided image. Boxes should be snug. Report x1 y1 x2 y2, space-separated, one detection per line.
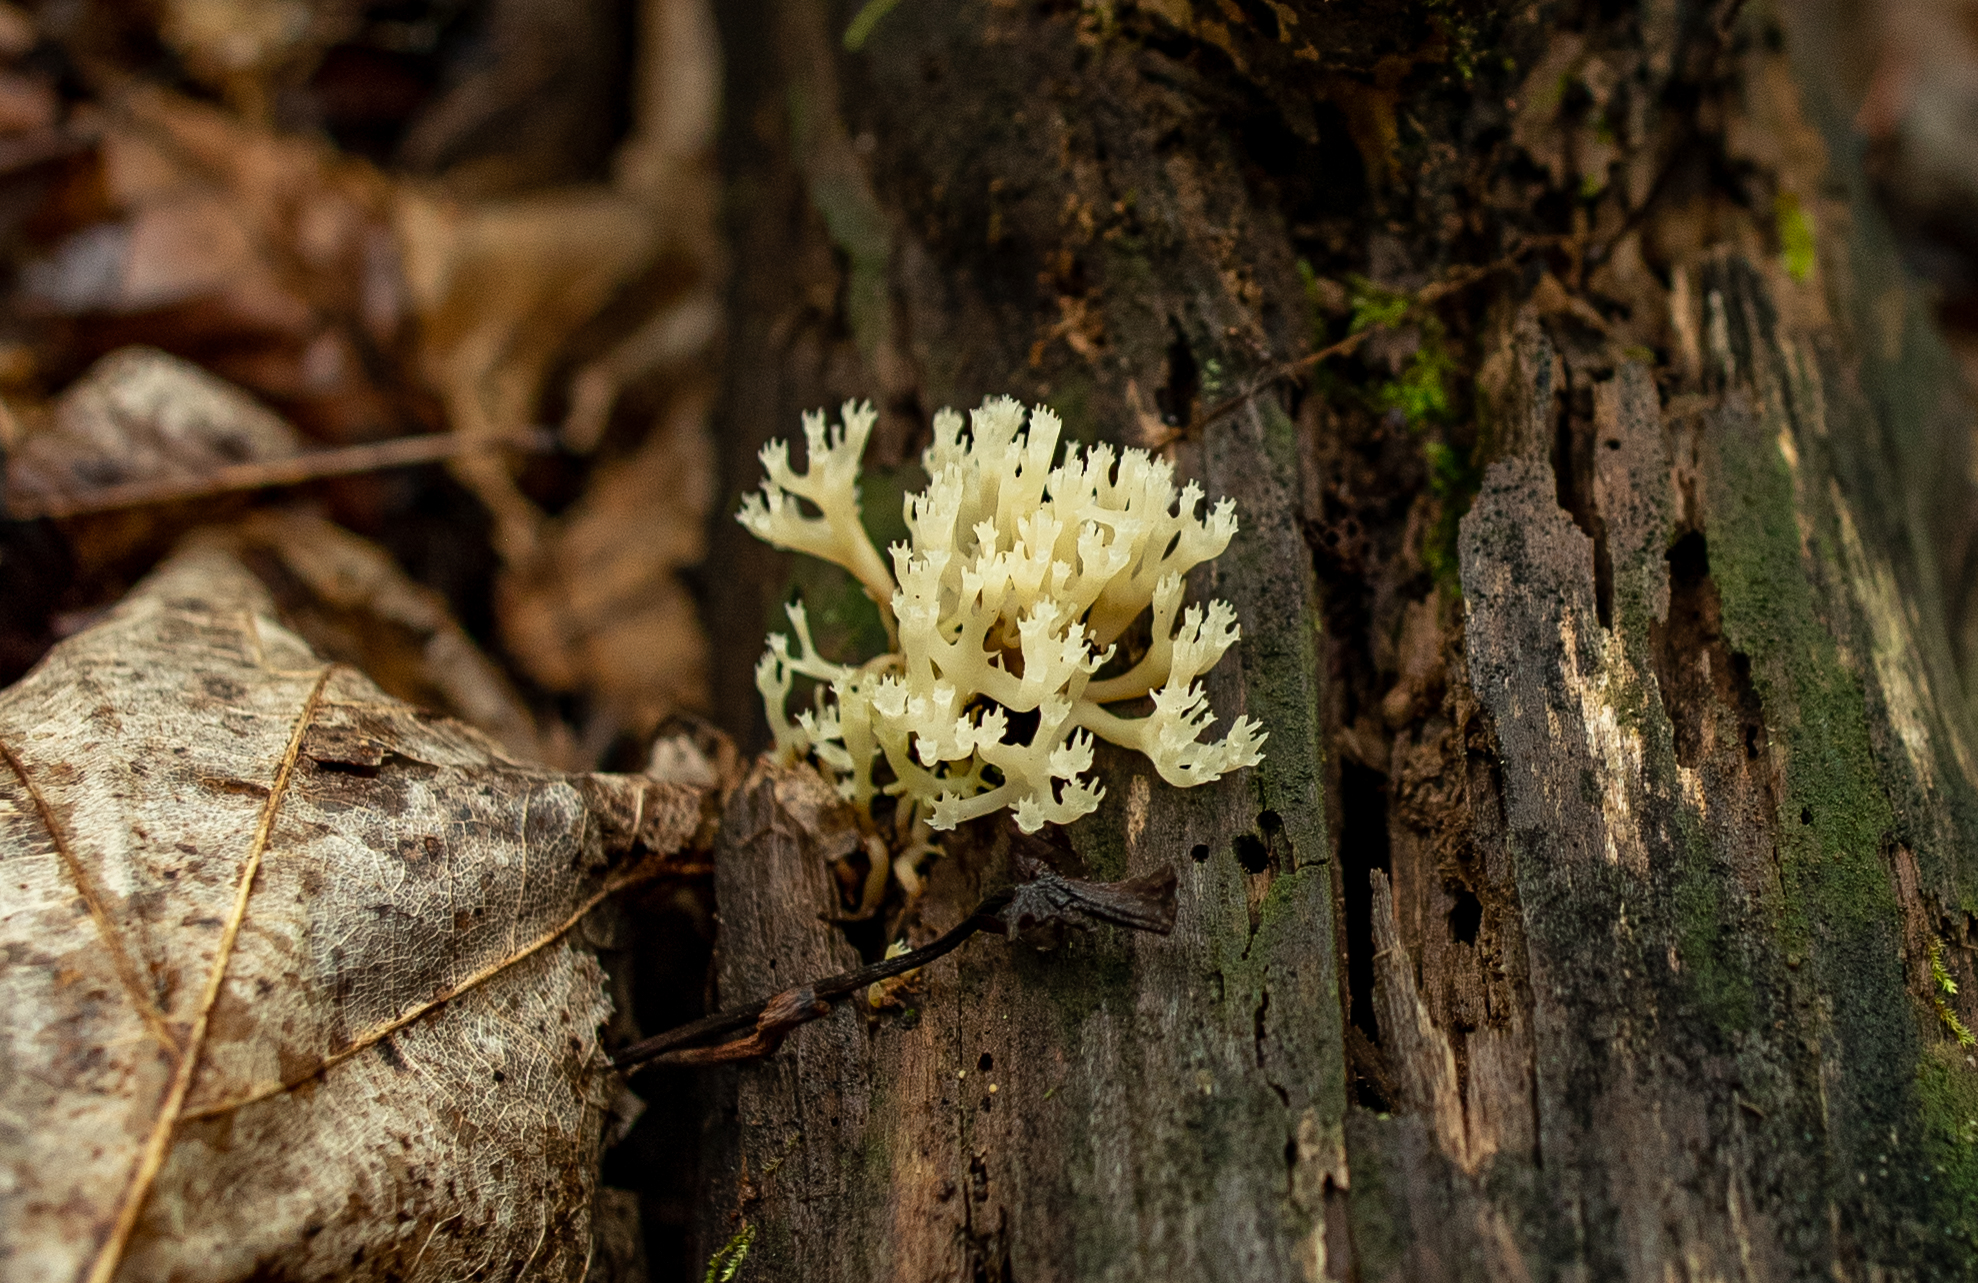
85 665 332 1283
613 857 1182 1072
613 891 1019 1071
1169 240 1572 445
6 430 558 522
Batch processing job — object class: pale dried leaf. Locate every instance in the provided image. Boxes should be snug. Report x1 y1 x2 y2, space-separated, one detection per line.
158 0 360 108
18 89 405 437
393 181 661 560
5 346 301 505
0 535 708 1282
381 0 721 733
219 508 561 766
387 0 717 504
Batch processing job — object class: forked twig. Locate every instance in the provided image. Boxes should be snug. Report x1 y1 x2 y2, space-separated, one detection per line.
612 891 1019 1070
613 857 1180 1072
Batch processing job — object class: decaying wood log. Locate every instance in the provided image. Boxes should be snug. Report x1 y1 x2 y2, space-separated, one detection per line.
693 0 1978 1277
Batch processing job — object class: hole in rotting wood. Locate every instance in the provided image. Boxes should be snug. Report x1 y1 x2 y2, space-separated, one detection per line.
1254 987 1271 1060
1649 531 1768 771
1257 808 1293 867
978 1052 993 1073
1337 761 1392 1073
1448 885 1483 945
1155 318 1199 427
1551 375 1612 629
1233 833 1270 874
1191 843 1211 863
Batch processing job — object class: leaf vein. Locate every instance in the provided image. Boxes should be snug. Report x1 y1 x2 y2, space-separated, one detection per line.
83 663 333 1283
0 735 182 1062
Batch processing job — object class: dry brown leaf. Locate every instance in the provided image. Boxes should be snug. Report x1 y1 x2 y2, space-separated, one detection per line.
393 181 660 559
0 534 710 1282
20 87 406 443
218 508 564 766
13 0 724 743
498 392 713 742
3 344 312 579
392 0 723 738
157 0 361 118
394 0 632 198
388 0 721 514
392 175 718 726
5 345 302 506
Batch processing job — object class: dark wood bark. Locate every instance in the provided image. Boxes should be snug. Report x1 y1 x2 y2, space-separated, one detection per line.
695 0 1978 1277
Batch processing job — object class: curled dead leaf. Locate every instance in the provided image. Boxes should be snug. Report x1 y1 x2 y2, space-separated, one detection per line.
217 507 559 766
19 86 406 444
4 346 301 507
386 0 724 738
0 535 711 1281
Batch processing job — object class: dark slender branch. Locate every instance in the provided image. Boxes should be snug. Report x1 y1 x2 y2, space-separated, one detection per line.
612 855 1183 1072
611 889 1016 1072
1172 236 1576 443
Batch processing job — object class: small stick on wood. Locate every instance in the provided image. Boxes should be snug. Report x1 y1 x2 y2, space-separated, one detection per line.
612 890 1018 1071
613 857 1182 1071
4 430 560 521
1169 237 1575 445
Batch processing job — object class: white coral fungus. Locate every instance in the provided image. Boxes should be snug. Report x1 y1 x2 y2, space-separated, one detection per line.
739 396 1266 833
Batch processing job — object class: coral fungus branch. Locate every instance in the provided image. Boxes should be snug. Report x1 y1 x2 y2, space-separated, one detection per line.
738 396 1264 836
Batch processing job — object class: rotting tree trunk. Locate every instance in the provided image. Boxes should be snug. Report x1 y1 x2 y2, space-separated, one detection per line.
692 0 1978 1277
